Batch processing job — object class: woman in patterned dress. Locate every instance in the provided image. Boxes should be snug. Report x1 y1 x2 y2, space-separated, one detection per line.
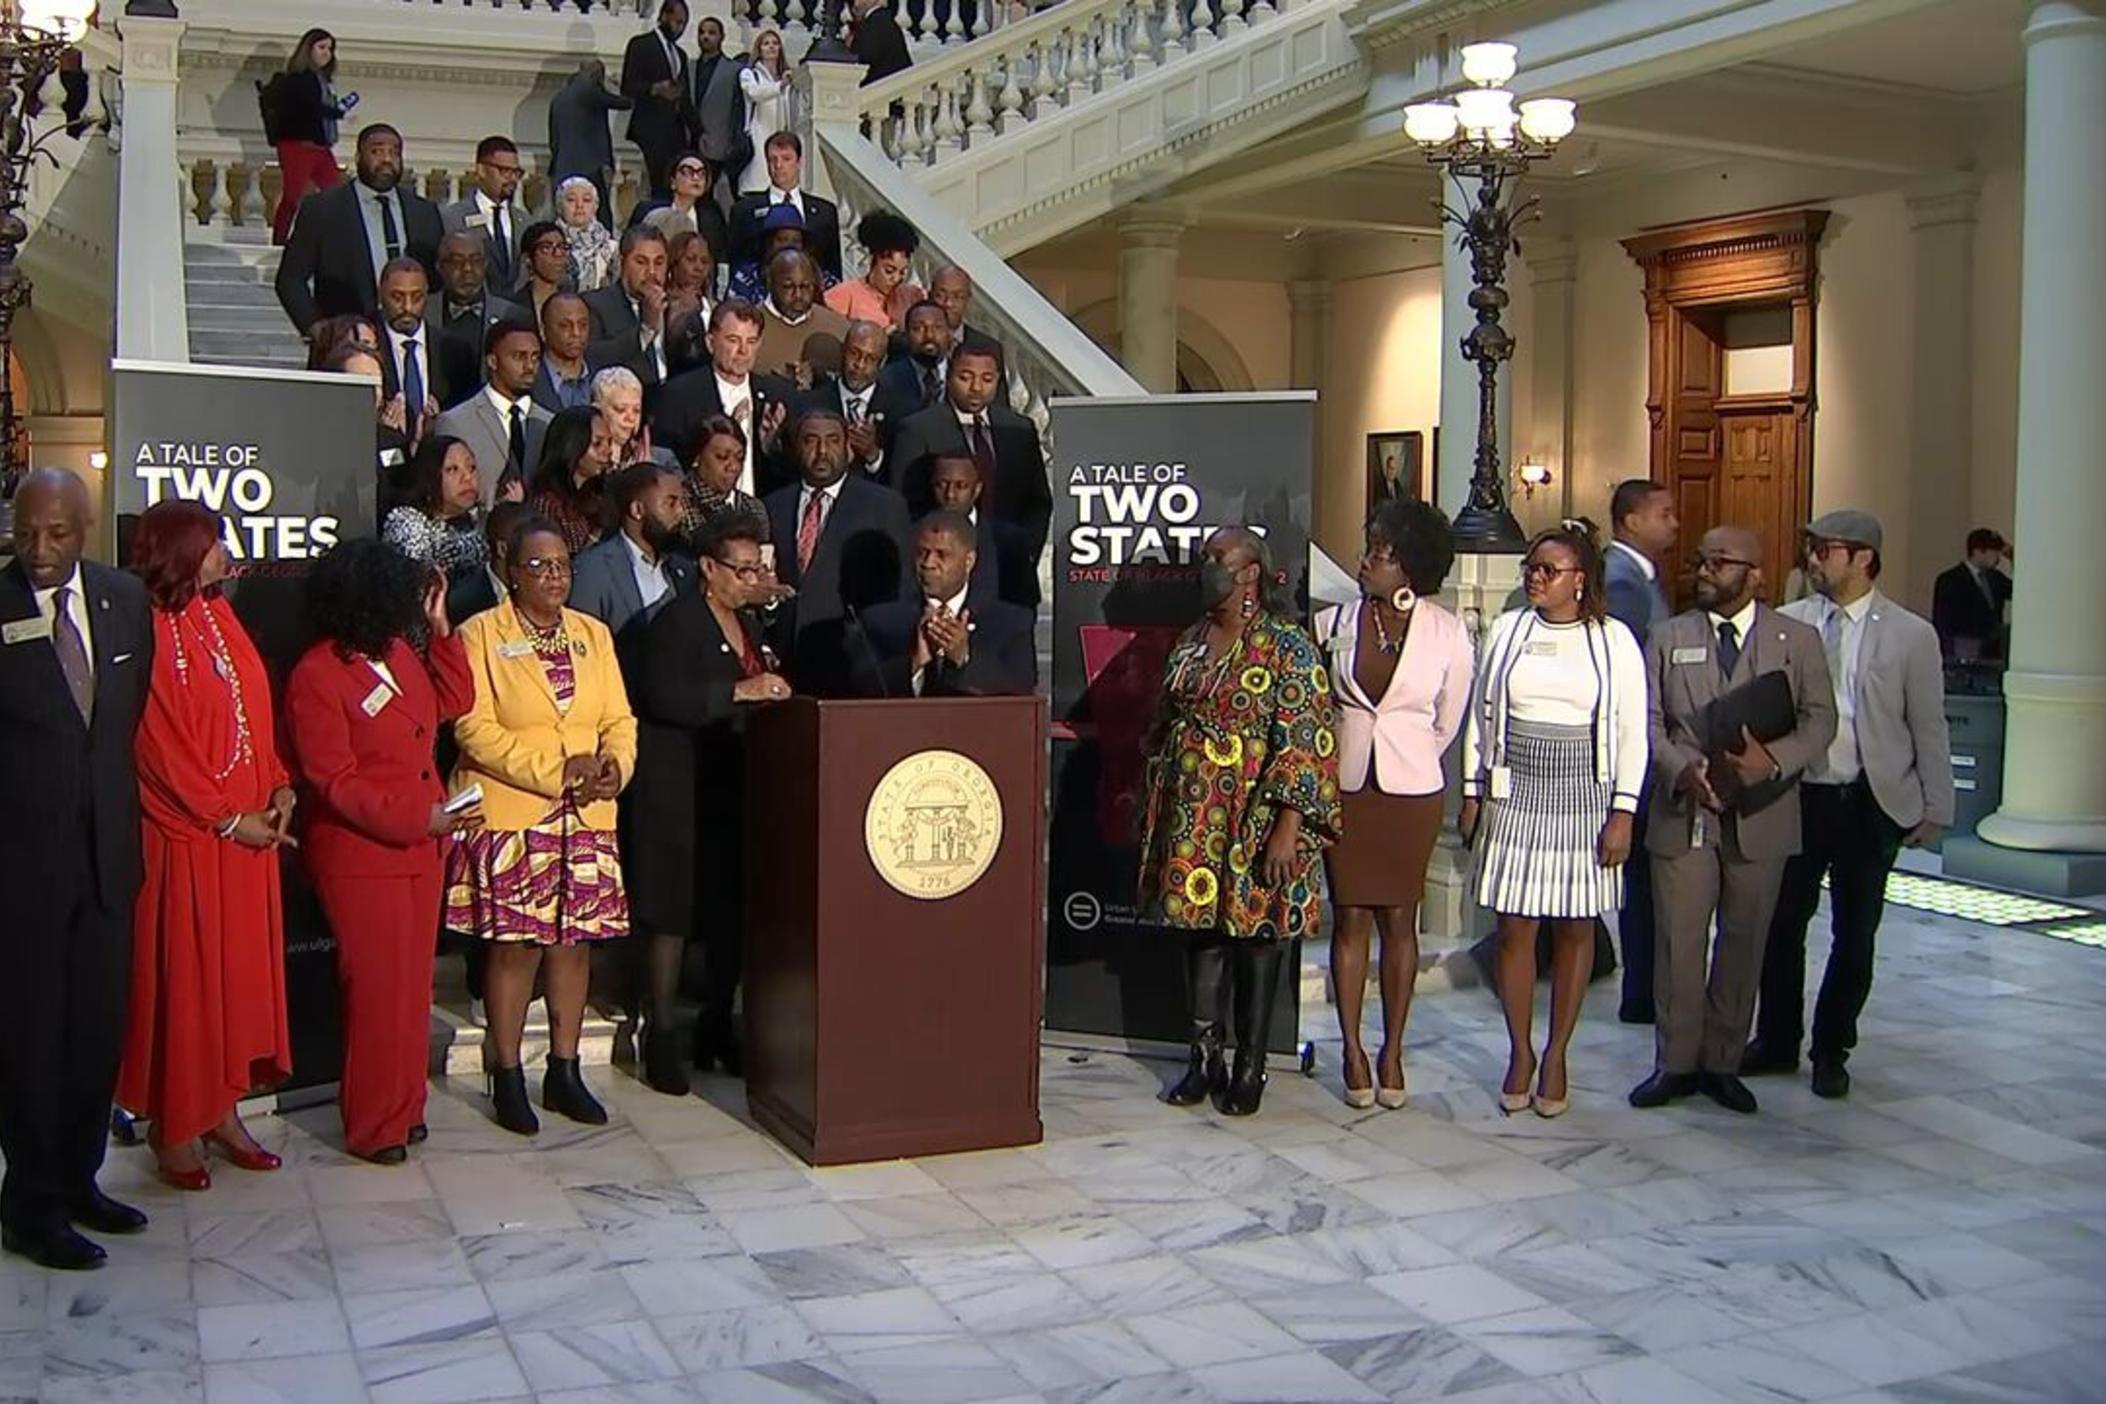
447 516 637 1135
1137 526 1341 1116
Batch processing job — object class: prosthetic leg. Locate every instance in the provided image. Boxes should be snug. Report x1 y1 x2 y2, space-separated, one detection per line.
1221 940 1287 1116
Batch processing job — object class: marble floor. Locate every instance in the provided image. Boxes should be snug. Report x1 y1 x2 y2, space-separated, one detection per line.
10 893 2106 1404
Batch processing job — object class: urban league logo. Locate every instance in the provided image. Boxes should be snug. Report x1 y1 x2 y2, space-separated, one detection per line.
1062 892 1102 932
865 750 1004 901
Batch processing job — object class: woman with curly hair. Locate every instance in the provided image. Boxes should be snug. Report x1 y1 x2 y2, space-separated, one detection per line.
1460 525 1647 1118
824 210 924 331
284 541 478 1164
121 501 293 1190
1315 498 1473 1109
1137 526 1341 1116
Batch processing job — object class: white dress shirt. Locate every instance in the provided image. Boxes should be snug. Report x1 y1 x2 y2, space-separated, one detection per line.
1705 598 1759 664
473 189 514 259
1808 590 1874 784
841 382 884 474
796 475 847 540
769 185 806 219
1610 539 1657 582
32 563 93 674
716 372 757 494
386 326 430 406
622 532 672 612
912 585 971 696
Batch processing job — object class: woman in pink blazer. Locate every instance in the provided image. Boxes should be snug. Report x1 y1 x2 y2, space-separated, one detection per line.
1316 500 1473 1108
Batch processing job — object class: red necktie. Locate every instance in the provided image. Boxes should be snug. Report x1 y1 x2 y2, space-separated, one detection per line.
797 489 826 574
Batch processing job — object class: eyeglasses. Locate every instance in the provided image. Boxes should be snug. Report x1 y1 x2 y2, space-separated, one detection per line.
1692 552 1758 573
713 559 765 580
675 164 707 178
518 556 571 578
484 161 523 177
1522 562 1579 580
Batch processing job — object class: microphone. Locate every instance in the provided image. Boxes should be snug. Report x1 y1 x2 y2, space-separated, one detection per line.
845 603 893 699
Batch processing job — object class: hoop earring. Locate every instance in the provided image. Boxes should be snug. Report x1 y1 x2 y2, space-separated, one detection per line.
1240 593 1257 619
1390 586 1416 613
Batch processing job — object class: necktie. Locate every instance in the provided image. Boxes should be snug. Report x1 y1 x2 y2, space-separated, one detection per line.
971 416 996 489
492 206 512 283
1823 606 1845 678
796 489 826 574
845 394 865 427
507 402 528 479
50 585 93 724
377 193 402 262
1717 619 1741 681
921 367 939 404
402 337 425 430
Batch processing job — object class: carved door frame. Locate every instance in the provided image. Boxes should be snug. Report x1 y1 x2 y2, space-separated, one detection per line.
1622 209 1830 595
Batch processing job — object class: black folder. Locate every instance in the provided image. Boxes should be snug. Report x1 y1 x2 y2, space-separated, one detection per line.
1703 670 1797 814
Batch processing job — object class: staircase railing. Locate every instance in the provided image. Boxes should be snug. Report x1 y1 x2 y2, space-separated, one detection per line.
20 26 122 320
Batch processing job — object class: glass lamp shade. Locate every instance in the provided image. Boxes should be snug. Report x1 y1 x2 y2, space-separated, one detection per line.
1460 42 1518 88
1454 87 1515 139
1404 103 1461 145
1517 98 1577 144
20 0 97 40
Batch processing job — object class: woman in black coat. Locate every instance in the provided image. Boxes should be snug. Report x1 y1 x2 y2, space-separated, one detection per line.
270 29 351 246
626 513 792 1094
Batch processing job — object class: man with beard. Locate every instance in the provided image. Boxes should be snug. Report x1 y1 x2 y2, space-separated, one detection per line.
809 321 917 486
440 136 528 291
891 341 1052 565
374 258 441 443
757 250 849 383
277 123 443 334
884 300 952 409
429 231 528 410
433 321 552 498
533 292 597 414
585 227 673 388
1633 524 1835 1117
763 408 914 696
691 16 745 209
621 0 696 201
850 510 1036 699
570 461 696 649
652 300 796 493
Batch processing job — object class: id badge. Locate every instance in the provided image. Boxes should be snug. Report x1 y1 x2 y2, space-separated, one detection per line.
1489 767 1513 801
360 684 392 717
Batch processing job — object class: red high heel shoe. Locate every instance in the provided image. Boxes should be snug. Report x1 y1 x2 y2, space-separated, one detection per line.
203 1132 283 1173
155 1160 212 1192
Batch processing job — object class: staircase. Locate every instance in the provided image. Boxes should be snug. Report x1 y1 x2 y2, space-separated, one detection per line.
184 236 306 371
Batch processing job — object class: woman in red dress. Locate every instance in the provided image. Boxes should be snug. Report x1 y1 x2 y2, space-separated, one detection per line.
121 501 294 1190
285 540 480 1164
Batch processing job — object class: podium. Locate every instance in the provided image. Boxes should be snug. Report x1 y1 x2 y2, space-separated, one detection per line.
743 696 1047 1165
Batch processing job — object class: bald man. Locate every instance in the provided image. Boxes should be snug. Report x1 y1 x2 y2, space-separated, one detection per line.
0 469 156 1268
1633 525 1835 1116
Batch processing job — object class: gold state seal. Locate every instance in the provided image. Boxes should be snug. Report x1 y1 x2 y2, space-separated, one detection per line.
864 749 1004 900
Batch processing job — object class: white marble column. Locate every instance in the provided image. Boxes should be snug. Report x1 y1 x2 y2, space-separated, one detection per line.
1904 173 1980 616
114 15 190 363
1438 220 1514 519
1976 0 2106 861
1116 206 1186 393
1525 236 1577 534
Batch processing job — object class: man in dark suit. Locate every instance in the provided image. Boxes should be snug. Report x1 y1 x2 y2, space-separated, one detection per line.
447 500 531 624
925 452 1039 610
1603 478 1678 1025
1633 525 1836 1118
1931 527 2012 662
807 321 918 486
764 407 914 696
429 232 528 411
0 470 155 1270
440 136 527 293
621 0 696 202
850 0 914 84
730 132 844 279
570 461 696 656
885 300 953 409
276 124 443 336
652 300 797 493
374 258 443 443
929 264 1004 361
853 510 1036 698
691 16 746 209
548 60 633 232
891 342 1052 563
585 226 673 388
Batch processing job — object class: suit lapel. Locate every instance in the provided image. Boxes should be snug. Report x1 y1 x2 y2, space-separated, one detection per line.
492 599 562 714
0 562 78 724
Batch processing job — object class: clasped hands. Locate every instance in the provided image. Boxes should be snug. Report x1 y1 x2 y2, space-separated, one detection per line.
910 602 971 672
562 753 624 802
227 785 299 850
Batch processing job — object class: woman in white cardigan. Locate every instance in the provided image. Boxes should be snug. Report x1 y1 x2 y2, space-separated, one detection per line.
737 31 792 195
1460 526 1648 1118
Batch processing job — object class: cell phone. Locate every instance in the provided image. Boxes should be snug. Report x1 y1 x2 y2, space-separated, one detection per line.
443 783 484 815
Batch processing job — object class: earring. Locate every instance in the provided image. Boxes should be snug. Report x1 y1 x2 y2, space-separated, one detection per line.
1240 594 1257 619
1574 585 1584 601
1390 586 1416 613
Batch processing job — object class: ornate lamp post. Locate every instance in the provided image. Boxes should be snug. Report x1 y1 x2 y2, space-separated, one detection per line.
1405 43 1575 551
0 0 97 490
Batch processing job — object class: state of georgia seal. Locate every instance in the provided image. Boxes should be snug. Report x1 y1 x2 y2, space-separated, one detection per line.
864 749 1004 901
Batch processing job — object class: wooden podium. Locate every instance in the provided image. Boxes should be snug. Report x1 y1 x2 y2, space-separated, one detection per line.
743 696 1046 1166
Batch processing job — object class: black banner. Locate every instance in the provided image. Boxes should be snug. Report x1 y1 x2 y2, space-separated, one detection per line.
109 360 379 1093
1045 393 1317 1053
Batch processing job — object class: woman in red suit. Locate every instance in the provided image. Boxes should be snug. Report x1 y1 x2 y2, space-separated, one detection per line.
122 501 294 1190
285 540 480 1164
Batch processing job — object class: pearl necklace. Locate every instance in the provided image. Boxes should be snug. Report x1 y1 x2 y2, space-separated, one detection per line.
168 599 255 783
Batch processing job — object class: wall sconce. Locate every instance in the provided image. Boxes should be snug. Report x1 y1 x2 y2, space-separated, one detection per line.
1517 461 1553 498
89 450 109 471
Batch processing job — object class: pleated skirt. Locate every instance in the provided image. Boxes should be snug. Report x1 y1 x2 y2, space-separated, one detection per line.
1473 720 1624 919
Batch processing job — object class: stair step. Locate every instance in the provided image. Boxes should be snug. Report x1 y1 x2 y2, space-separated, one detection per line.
185 242 282 268
191 351 309 371
190 329 305 356
188 286 289 311
189 304 300 333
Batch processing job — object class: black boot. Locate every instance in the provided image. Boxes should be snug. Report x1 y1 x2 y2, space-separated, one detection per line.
1220 942 1286 1117
542 1055 609 1125
1164 1025 1225 1106
641 1021 690 1097
489 1065 540 1136
695 1011 743 1079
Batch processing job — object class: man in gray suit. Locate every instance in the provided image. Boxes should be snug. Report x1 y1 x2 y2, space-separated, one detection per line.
440 137 527 292
1603 479 1678 1025
1749 511 1950 1100
569 461 695 651
1634 524 1836 1115
548 61 633 232
692 16 745 212
431 322 553 499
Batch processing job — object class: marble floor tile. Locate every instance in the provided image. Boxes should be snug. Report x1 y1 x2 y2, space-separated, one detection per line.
620 1253 782 1315
931 1274 1099 1335
485 1265 644 1331
952 1180 1100 1228
195 1298 350 1363
1565 1356 1739 1403
458 1228 608 1285
1664 1336 1877 1404
342 1284 499 1351
43 1311 199 1379
841 1193 989 1242
836 1339 1034 1404
1191 1349 1384 1402
755 1243 918 1300
356 1337 529 1404
795 1284 964 1354
1187 1232 1357 1295
1061 1255 1227 1317
1319 1326 1526 1400
1882 1342 2106 1403
1298 1220 1460 1276
983 1321 1170 1391
689 1356 879 1401
200 1350 367 1404
1112 1197 1268 1253
1250 1280 1427 1345
1120 1300 1304 1370
47 1260 193 1323
508 1320 682 1392
187 1208 323 1259
1368 1264 1553 1326
1563 1286 1748 1354
1770 1312 1975 1388
1878 1293 2075 1370
317 1201 454 1251
1450 1305 1642 1377
1342 1169 1492 1220
807 1161 949 1202
721 1201 869 1255
1040 1374 1217 1404
656 1302 828 1374
1010 1215 1157 1272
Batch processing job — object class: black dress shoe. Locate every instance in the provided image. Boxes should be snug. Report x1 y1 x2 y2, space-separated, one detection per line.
642 1023 691 1097
1165 1027 1226 1107
1628 1071 1699 1108
69 1190 148 1237
1739 1040 1799 1077
1699 1072 1759 1114
3 1223 106 1271
354 1145 408 1166
1810 1061 1851 1100
1617 1004 1656 1026
407 1124 429 1145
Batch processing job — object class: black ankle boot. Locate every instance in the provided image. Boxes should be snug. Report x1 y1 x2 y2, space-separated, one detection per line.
1165 1025 1225 1106
1219 1045 1268 1115
1219 942 1285 1117
542 1056 609 1125
489 1065 540 1136
641 1023 690 1097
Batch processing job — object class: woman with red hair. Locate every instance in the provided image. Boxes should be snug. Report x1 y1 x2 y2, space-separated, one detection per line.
121 501 293 1190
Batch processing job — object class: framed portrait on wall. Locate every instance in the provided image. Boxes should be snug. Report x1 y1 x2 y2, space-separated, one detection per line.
1365 431 1425 516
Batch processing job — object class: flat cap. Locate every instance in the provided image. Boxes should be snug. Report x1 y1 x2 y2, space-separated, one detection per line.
1806 509 1882 552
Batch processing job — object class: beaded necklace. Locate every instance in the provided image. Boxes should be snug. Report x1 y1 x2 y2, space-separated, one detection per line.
167 598 255 783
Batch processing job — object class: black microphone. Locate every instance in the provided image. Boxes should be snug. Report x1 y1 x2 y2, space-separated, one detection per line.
845 603 893 699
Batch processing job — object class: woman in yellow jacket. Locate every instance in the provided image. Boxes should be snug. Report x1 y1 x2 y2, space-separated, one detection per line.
446 514 638 1135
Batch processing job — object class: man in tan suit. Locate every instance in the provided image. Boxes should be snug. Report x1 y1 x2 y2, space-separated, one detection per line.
1634 525 1836 1115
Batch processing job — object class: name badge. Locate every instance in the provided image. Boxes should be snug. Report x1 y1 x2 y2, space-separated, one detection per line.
1523 640 1558 657
1489 766 1513 801
360 683 393 717
498 640 536 659
1672 646 1708 666
465 212 490 229
3 617 53 645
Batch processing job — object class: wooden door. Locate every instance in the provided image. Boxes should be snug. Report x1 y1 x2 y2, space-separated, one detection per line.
1717 401 1801 598
1665 312 1723 601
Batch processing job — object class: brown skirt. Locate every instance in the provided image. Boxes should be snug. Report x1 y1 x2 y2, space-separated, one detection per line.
1325 787 1444 910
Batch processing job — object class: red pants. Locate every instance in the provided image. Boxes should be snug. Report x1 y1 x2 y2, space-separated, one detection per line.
273 139 342 246
316 867 439 1155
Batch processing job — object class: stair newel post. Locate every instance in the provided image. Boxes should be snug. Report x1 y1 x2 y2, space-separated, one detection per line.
963 66 995 143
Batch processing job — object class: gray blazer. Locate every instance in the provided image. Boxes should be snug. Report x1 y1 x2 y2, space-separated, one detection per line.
1781 592 1953 831
549 72 632 183
1644 603 1837 861
569 533 695 646
1604 540 1671 645
440 196 526 281
431 392 553 498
